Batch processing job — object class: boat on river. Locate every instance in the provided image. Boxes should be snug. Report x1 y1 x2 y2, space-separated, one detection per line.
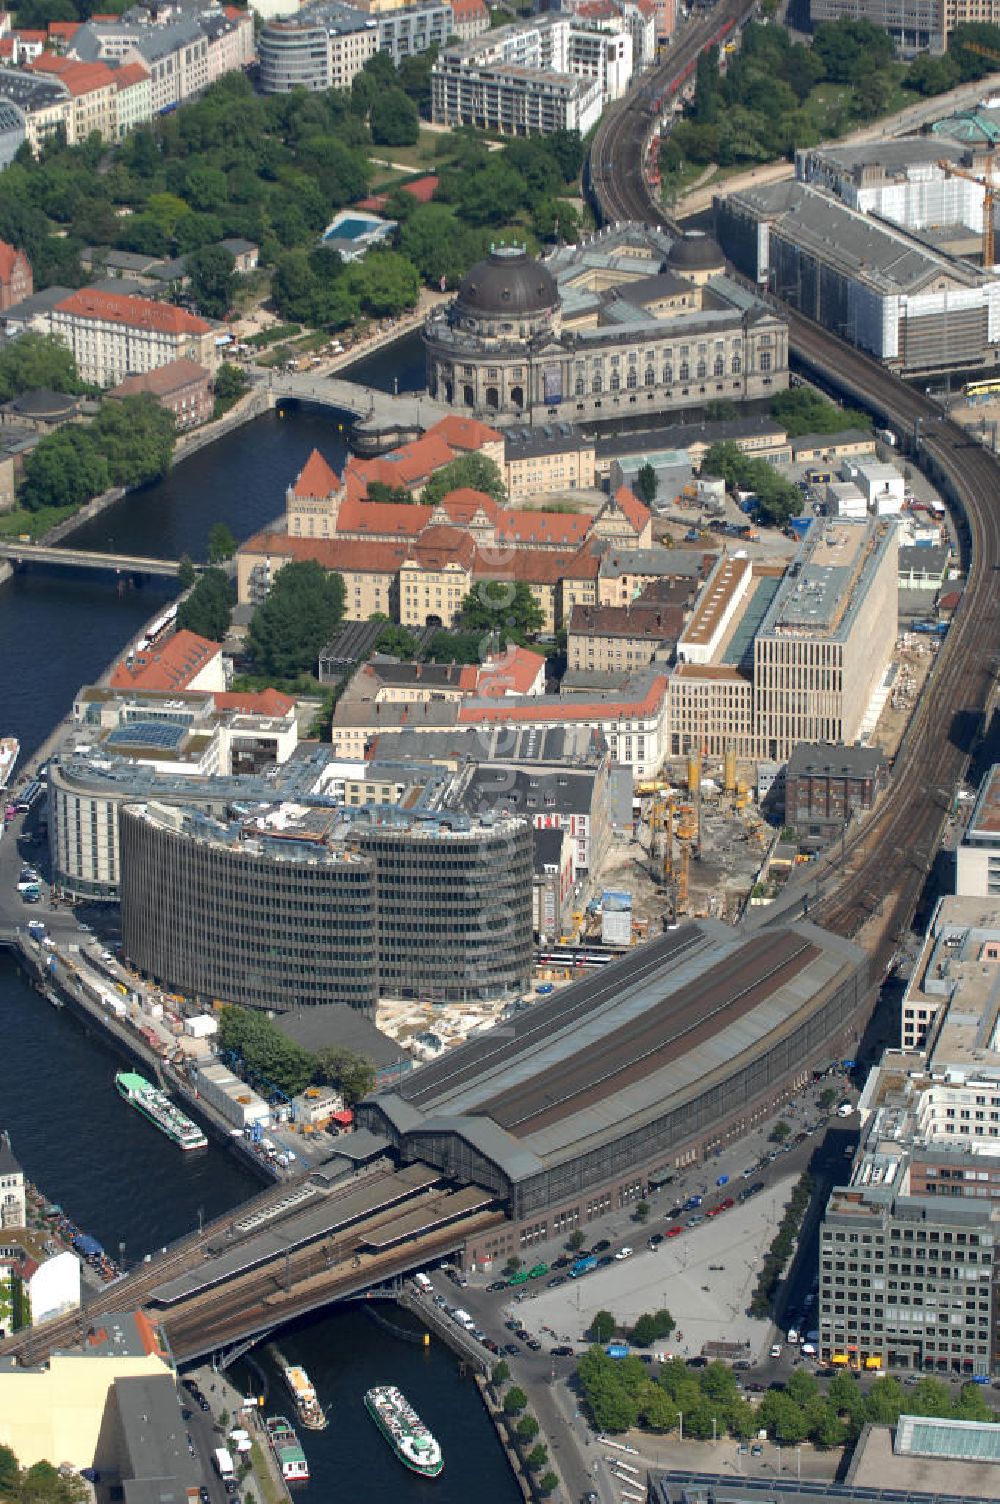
0 737 19 789
265 1416 309 1482
114 1071 207 1150
365 1385 443 1477
273 1350 327 1430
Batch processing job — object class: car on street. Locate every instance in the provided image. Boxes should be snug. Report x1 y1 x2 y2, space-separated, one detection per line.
751 1444 764 1457
665 1226 683 1238
199 1490 210 1504
505 1319 521 1331
770 1343 783 1358
483 1339 499 1354
667 1204 684 1218
528 1262 549 1279
526 1338 542 1352
550 1345 575 1357
591 1238 611 1253
614 1246 633 1260
686 1356 707 1368
683 1196 703 1210
488 1280 507 1292
648 1233 664 1248
508 1269 531 1285
597 1254 614 1266
547 1274 567 1288
686 1214 706 1226
503 1343 521 1356
837 1101 855 1117
718 1196 735 1210
552 1255 571 1269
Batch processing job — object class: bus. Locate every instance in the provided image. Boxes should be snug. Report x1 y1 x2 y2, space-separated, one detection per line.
15 779 41 813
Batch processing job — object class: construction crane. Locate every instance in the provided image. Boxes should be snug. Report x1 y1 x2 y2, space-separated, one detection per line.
938 157 998 267
649 794 675 882
676 845 690 915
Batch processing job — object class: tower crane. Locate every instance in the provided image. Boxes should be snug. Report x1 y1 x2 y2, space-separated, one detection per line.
938 157 999 267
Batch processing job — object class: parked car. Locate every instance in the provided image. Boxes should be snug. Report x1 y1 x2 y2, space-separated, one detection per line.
591 1239 611 1253
614 1246 633 1261
528 1262 549 1279
488 1280 507 1292
550 1345 574 1357
666 1226 683 1239
648 1233 664 1248
547 1274 567 1288
503 1343 521 1356
751 1444 764 1457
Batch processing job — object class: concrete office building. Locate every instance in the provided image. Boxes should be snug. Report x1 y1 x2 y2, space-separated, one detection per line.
357 920 866 1260
431 47 603 136
120 801 381 1013
956 764 1000 897
258 3 378 92
819 961 1000 1375
899 894 1000 1051
424 226 788 427
120 798 532 1009
375 2 452 63
715 179 1000 376
795 140 985 240
752 516 898 761
807 0 1000 51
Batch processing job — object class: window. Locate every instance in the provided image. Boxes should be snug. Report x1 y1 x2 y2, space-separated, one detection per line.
761 352 772 373
732 354 742 375
645 366 655 387
679 362 689 382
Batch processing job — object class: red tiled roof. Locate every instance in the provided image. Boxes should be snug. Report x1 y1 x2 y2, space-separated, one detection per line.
336 496 431 536
0 38 12 56
47 20 80 38
407 524 477 571
477 645 546 698
14 28 46 42
459 675 668 725
56 288 211 335
114 61 150 87
31 56 116 94
450 0 488 15
473 547 580 585
427 414 502 451
109 357 209 399
292 448 340 499
0 240 27 284
611 484 651 535
110 629 221 692
241 530 413 575
215 688 295 716
497 508 590 547
437 487 500 524
353 431 457 491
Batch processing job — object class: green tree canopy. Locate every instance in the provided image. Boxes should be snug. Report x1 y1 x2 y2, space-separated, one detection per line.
20 427 110 512
217 1005 316 1096
186 243 236 319
503 1386 528 1415
588 1311 617 1343
375 624 420 658
176 567 233 641
214 362 249 403
208 522 236 563
460 579 544 645
770 386 870 438
369 88 420 147
313 1045 376 1105
634 462 658 507
249 559 345 678
0 332 80 400
420 452 507 507
94 395 175 487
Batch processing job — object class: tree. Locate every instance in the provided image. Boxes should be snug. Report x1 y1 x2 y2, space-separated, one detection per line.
770 1120 791 1143
503 1255 522 1275
313 1045 376 1105
864 1376 904 1426
249 559 345 678
186 243 236 319
818 1087 837 1110
516 1414 540 1441
424 629 485 665
0 331 80 400
567 1228 586 1251
491 1360 510 1386
375 624 420 658
214 363 249 403
785 1369 818 1407
346 250 421 319
460 580 544 645
0 1446 18 1497
634 1200 650 1223
176 567 233 641
809 1399 848 1448
367 481 413 505
589 1310 617 1343
770 387 870 438
503 1386 528 1415
370 87 420 147
812 18 894 82
178 556 196 588
759 1389 809 1444
537 1472 559 1497
20 427 110 512
218 1005 316 1095
629 1314 660 1347
208 522 237 563
704 398 737 421
421 452 507 508
634 462 658 508
525 1444 548 1470
94 396 175 488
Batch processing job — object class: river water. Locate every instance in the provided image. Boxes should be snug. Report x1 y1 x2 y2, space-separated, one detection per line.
0 330 519 1503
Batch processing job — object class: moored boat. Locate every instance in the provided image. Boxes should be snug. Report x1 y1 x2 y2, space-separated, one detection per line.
274 1351 327 1430
265 1416 309 1482
114 1071 207 1150
0 738 19 790
365 1385 443 1478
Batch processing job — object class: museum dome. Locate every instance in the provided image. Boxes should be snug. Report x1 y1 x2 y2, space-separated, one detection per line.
456 244 558 318
665 230 725 274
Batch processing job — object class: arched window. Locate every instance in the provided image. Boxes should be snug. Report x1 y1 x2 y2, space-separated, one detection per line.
713 356 724 377
696 360 707 380
731 354 742 375
575 377 585 396
645 366 655 387
592 373 603 394
662 365 673 385
626 368 637 389
610 373 621 392
679 362 689 382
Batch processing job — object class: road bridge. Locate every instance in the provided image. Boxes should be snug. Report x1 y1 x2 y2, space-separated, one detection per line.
0 540 182 576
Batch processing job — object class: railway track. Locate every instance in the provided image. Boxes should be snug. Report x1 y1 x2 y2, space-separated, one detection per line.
587 18 1000 968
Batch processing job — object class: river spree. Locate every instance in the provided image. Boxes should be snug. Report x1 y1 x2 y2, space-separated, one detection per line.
0 368 520 1504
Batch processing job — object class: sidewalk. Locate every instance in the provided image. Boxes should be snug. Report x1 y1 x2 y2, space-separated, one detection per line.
192 1364 287 1504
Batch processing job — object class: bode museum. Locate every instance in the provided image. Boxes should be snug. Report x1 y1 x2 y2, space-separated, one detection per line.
422 223 789 426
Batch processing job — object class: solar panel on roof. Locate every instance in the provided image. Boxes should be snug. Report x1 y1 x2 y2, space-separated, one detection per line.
106 720 186 751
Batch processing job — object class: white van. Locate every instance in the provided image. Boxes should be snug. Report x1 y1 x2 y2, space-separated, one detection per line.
413 1272 433 1294
452 1309 475 1331
787 1327 799 1345
214 1448 235 1481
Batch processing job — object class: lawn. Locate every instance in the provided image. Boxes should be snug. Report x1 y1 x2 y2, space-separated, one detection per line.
367 127 443 173
0 503 79 541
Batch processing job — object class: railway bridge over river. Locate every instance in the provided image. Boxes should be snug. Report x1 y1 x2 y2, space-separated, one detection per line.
0 1158 501 1366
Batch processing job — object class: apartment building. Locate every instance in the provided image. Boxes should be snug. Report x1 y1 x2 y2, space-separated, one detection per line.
48 289 217 387
258 3 378 92
956 764 1000 897
449 0 490 39
376 2 452 64
504 423 596 503
431 49 603 135
900 894 1000 1052
0 69 72 151
0 239 31 312
108 358 213 430
30 57 119 142
567 600 682 673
